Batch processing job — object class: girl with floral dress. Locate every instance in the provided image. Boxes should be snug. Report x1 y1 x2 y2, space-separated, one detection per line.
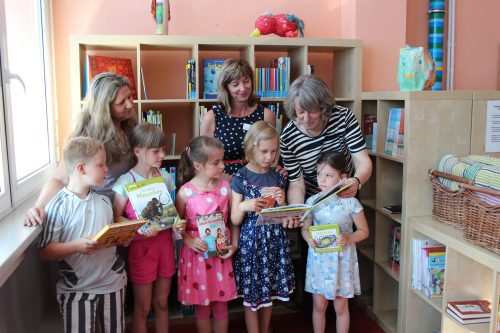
176 136 238 333
301 151 369 333
231 121 295 333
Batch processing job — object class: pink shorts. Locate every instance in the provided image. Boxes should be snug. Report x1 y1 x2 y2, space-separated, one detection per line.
128 229 176 284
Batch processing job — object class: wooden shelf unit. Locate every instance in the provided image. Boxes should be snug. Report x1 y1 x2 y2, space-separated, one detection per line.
70 35 363 158
359 91 475 332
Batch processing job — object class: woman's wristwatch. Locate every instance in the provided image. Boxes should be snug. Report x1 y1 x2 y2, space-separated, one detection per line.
353 176 362 190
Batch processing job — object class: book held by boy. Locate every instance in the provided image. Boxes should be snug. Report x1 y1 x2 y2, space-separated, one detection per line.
256 179 352 225
125 176 180 232
93 219 147 248
447 300 491 319
309 224 342 253
196 211 229 259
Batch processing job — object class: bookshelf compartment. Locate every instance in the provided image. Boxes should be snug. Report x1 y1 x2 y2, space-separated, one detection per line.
373 264 399 333
77 47 138 101
406 290 442 333
444 248 495 306
442 312 490 333
376 158 403 214
139 46 194 100
139 102 196 157
374 214 400 281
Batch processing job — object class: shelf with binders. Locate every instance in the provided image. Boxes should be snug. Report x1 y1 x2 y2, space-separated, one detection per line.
139 43 196 100
139 101 196 160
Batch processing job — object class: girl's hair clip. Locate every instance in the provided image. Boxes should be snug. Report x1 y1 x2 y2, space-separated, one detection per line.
185 146 191 156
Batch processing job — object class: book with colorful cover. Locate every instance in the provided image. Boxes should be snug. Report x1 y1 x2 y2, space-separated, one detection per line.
87 55 138 100
203 59 224 99
256 179 352 225
412 238 442 291
447 300 492 319
124 176 180 232
309 224 342 253
446 307 490 325
363 113 377 149
384 108 402 155
422 247 446 298
196 211 229 259
93 219 147 248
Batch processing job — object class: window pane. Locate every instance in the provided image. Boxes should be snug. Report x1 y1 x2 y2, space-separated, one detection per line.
4 0 50 181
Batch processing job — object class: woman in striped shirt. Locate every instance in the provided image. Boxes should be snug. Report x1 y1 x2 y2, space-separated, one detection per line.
280 75 372 205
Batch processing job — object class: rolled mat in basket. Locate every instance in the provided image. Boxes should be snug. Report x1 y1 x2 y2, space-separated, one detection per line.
429 169 473 229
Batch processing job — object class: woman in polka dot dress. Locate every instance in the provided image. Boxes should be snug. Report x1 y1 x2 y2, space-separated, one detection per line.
231 121 295 333
200 58 276 178
176 136 238 333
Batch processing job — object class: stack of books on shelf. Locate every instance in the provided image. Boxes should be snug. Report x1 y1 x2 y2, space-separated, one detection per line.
186 59 196 100
384 107 405 157
255 57 290 98
198 105 208 131
142 110 163 129
203 59 225 99
446 300 491 325
389 225 401 274
411 238 445 298
265 102 283 133
363 114 377 150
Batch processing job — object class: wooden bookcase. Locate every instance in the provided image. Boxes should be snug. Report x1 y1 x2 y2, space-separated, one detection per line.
69 35 363 319
70 35 363 159
361 91 500 332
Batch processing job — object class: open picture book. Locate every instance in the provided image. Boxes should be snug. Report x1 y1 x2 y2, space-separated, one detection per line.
93 219 147 248
125 176 180 232
256 179 353 225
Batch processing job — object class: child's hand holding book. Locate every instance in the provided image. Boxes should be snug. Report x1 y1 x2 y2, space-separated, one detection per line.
173 219 187 233
306 237 318 248
335 234 348 247
75 237 99 255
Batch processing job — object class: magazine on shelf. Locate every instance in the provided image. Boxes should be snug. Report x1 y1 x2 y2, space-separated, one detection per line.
125 176 180 232
256 179 352 225
309 224 342 253
93 219 147 248
196 211 229 259
447 300 491 319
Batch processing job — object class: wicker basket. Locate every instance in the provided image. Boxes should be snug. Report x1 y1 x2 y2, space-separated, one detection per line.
462 183 500 254
429 169 473 230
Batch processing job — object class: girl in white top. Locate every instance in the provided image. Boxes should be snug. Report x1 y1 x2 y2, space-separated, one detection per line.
301 151 369 333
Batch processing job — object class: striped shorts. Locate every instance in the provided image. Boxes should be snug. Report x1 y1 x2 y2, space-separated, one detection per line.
57 287 126 333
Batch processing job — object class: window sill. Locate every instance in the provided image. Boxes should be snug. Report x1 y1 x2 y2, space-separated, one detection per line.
0 193 41 287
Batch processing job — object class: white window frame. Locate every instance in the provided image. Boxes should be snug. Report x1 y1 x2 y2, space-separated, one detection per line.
0 0 56 218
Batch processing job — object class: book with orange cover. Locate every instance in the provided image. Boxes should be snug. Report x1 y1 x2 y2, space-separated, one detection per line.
88 55 138 100
447 300 492 319
93 219 147 248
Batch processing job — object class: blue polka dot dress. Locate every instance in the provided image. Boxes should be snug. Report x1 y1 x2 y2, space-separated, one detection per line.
213 104 265 175
230 167 295 311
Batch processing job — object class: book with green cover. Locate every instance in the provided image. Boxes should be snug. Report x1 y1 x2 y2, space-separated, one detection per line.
125 176 180 232
309 224 342 253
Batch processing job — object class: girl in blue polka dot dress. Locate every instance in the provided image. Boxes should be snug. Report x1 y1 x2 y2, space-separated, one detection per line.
301 151 369 333
230 121 295 333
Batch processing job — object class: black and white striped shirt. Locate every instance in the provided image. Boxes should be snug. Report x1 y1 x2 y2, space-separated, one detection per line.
280 105 366 197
